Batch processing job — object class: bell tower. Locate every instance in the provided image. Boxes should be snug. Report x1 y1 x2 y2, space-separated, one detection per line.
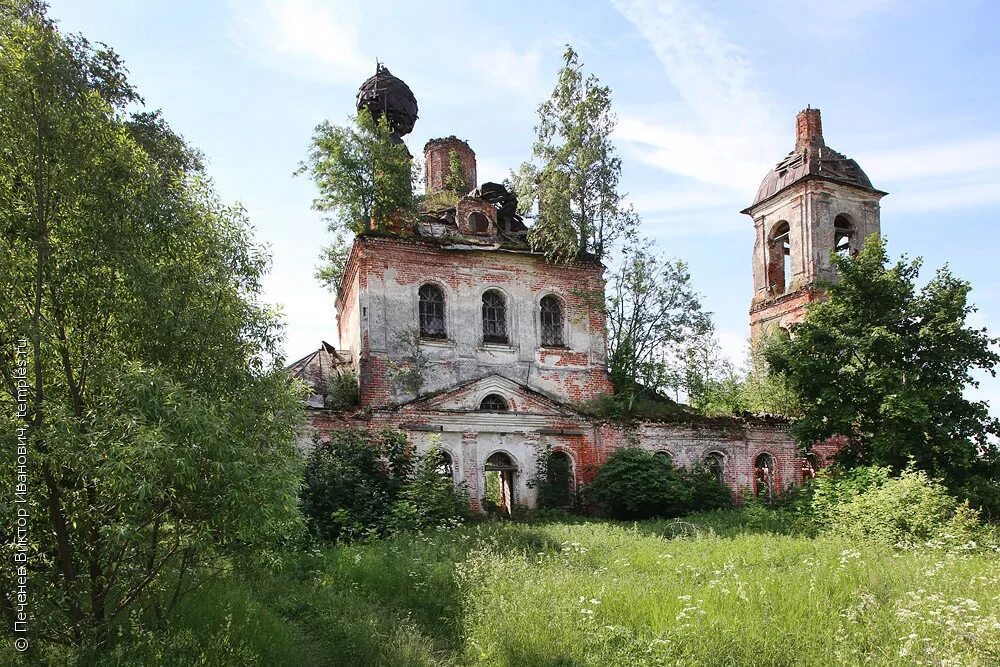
742 108 887 344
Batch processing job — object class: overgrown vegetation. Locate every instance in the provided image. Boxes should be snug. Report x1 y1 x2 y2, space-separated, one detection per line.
766 235 1000 515
299 107 417 292
586 448 732 519
604 245 715 401
16 506 997 666
300 430 469 541
514 45 637 263
0 2 303 650
325 370 360 410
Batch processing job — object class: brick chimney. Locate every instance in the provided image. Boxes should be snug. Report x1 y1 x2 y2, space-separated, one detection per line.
424 137 477 195
795 107 824 150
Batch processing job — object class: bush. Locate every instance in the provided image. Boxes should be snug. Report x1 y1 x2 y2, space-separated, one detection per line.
586 448 694 519
326 370 360 410
301 431 469 541
683 466 733 511
808 465 893 523
823 467 981 547
301 429 412 541
388 446 472 532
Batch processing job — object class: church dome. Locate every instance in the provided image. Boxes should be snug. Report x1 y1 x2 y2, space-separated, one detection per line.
749 108 881 209
356 64 418 142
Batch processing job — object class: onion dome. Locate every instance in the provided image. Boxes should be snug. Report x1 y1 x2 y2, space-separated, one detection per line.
355 63 418 142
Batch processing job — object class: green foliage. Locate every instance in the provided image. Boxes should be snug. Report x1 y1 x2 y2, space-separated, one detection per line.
314 231 351 293
515 45 637 262
0 3 303 646
325 370 360 411
821 467 982 548
586 448 691 519
684 465 734 511
689 341 801 416
605 242 713 399
36 516 1000 665
300 109 414 235
299 108 416 292
807 464 894 524
301 429 412 541
765 235 1000 507
444 148 468 195
301 431 468 541
388 445 472 533
419 188 460 212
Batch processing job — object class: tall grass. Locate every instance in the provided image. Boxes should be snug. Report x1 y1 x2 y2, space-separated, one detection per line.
11 511 999 666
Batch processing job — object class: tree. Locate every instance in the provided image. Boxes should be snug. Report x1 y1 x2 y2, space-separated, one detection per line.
686 340 801 416
0 3 303 647
585 448 693 519
604 242 713 401
444 149 467 195
299 108 415 291
514 45 636 263
765 235 1000 510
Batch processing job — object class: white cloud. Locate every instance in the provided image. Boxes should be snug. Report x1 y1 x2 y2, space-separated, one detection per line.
610 0 783 197
230 0 371 84
469 45 544 98
857 134 1000 212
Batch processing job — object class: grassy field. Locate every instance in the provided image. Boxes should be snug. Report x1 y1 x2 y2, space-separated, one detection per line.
33 509 1000 666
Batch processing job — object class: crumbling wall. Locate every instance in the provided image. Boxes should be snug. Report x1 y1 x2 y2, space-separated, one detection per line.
341 236 613 407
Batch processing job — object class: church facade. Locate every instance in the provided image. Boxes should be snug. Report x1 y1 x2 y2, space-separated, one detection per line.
288 70 881 512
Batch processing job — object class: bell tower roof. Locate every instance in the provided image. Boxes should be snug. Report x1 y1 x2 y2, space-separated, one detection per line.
744 108 885 212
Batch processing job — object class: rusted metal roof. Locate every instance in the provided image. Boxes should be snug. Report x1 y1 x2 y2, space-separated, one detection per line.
746 108 885 211
285 341 353 408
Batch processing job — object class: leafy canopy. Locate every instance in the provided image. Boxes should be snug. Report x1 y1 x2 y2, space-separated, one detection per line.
765 235 1000 506
0 2 303 647
299 108 415 291
514 45 636 263
605 242 713 401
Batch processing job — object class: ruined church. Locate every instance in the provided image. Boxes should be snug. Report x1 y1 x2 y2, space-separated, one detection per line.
288 67 885 513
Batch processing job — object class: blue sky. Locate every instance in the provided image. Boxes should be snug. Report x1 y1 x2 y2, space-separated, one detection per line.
48 0 1000 416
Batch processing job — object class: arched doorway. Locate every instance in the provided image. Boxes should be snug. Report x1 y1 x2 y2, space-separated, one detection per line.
484 452 517 516
546 450 574 508
754 452 776 501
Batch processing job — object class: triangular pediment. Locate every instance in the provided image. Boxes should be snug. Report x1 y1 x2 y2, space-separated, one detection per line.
397 374 572 416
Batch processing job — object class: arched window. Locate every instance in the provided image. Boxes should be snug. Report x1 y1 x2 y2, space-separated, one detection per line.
546 451 574 507
767 221 791 294
482 290 508 344
480 394 509 412
469 211 490 234
754 452 776 500
436 450 454 479
706 452 724 484
418 284 446 339
540 295 564 347
834 214 854 258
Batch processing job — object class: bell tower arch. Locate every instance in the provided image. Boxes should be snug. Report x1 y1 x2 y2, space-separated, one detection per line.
742 108 887 344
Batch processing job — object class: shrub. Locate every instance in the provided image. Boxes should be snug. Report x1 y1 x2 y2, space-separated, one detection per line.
808 464 893 523
302 431 470 541
683 466 733 511
326 370 360 410
388 446 471 532
301 429 411 541
585 448 694 519
824 467 981 547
